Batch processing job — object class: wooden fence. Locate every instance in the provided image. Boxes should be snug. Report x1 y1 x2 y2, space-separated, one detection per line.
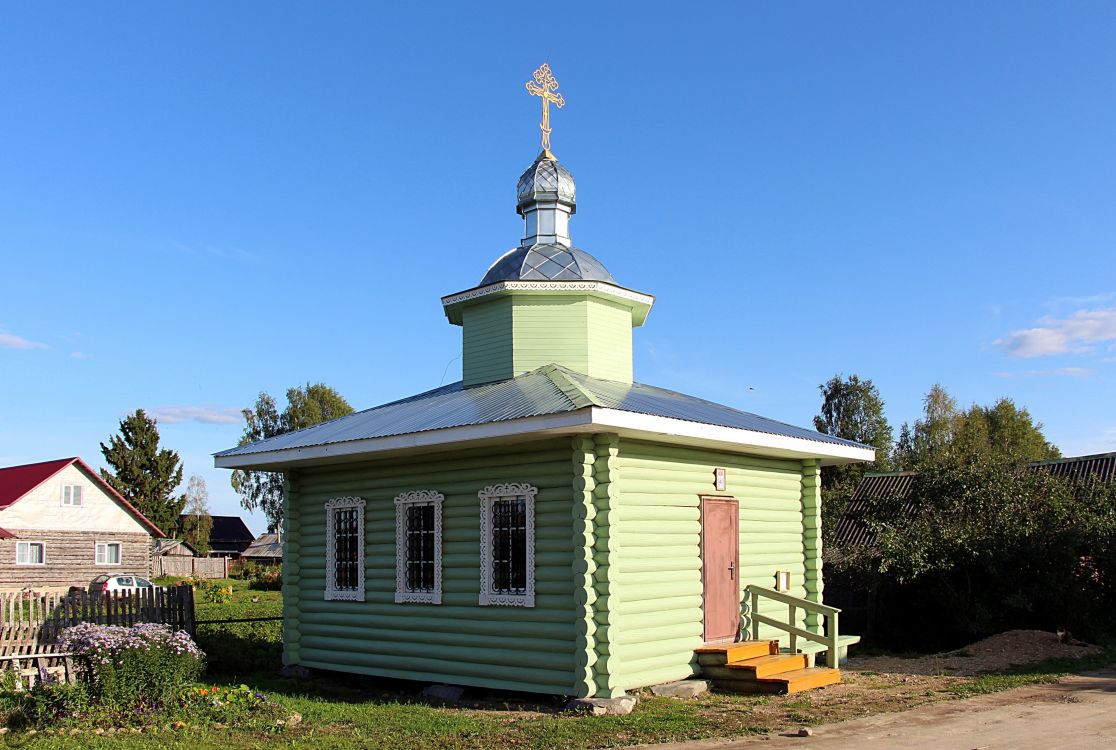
154 555 228 579
0 586 196 660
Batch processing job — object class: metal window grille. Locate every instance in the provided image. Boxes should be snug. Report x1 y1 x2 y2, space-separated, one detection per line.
490 496 527 595
333 507 359 591
404 504 436 592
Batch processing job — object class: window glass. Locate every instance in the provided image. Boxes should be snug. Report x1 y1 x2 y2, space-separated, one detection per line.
62 485 83 506
135 578 152 588
405 503 436 593
491 497 528 595
116 577 133 587
333 507 359 591
17 542 45 565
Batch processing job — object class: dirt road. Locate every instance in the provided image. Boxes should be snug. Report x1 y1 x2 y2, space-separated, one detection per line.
633 668 1116 750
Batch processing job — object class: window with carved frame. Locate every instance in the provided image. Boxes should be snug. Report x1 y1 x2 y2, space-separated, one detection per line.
478 483 536 607
324 497 365 601
394 490 444 604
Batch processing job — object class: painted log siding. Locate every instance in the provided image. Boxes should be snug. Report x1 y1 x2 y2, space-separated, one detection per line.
461 294 634 386
609 440 814 693
280 433 826 698
283 439 580 695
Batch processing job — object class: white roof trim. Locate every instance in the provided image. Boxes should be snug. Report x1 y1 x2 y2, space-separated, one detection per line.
440 280 655 309
214 408 873 471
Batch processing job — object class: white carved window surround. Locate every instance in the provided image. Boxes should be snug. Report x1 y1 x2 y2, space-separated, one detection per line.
324 496 365 602
478 483 537 607
394 490 444 604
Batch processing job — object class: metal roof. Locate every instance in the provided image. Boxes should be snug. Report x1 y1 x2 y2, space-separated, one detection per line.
832 472 918 550
516 151 576 211
242 533 283 559
216 364 868 460
1031 451 1116 484
480 244 615 285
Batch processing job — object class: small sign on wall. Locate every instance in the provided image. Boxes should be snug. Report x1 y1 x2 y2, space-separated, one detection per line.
713 467 726 492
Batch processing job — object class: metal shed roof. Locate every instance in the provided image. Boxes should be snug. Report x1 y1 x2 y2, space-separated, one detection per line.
216 364 868 464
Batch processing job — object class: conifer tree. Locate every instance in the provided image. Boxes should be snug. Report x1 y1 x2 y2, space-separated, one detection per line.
99 409 185 535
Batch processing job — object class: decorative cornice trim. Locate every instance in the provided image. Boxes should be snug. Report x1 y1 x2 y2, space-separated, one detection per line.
478 483 537 607
324 496 365 602
394 490 444 605
441 280 655 309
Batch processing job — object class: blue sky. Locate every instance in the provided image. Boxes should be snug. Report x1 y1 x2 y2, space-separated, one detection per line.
2 3 1114 534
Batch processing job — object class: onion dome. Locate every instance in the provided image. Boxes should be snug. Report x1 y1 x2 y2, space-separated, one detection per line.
480 244 615 285
516 150 576 216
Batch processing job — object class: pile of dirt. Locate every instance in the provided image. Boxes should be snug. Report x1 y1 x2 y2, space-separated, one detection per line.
848 629 1103 676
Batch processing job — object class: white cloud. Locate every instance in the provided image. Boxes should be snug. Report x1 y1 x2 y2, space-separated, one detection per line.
0 330 48 350
152 405 242 425
70 351 93 360
994 307 1116 358
993 367 1093 379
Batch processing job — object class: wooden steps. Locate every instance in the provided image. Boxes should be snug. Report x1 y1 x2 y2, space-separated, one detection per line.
695 640 841 694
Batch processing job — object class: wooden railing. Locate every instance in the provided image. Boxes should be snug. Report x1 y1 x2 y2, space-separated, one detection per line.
744 585 842 669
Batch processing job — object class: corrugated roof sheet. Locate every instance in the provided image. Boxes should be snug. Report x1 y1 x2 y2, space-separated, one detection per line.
242 533 282 559
832 472 918 550
1031 452 1116 484
216 364 867 459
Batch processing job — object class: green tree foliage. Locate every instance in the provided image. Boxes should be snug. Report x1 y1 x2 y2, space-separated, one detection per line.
99 409 185 536
231 383 354 531
893 385 1059 469
814 374 894 534
836 460 1116 647
181 474 213 555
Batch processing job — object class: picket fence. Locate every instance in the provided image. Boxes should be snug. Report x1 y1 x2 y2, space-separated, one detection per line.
0 586 195 661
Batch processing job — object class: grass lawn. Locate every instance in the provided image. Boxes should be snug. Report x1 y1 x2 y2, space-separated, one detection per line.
13 586 1115 749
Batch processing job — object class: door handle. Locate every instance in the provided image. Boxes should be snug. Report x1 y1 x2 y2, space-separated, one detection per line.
728 561 736 580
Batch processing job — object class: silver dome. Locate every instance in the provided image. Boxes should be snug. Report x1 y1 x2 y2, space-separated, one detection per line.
480 243 615 286
516 151 576 215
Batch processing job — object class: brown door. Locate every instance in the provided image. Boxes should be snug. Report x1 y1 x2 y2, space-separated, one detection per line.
702 496 740 642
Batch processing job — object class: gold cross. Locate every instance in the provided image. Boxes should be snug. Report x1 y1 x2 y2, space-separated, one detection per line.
525 63 565 154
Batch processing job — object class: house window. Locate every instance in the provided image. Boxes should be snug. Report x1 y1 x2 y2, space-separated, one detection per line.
96 542 122 565
324 497 365 601
16 542 45 565
394 490 444 604
62 484 83 507
478 483 537 607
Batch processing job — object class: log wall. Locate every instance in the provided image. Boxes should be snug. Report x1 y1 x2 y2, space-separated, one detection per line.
283 438 578 695
609 439 813 693
0 531 153 590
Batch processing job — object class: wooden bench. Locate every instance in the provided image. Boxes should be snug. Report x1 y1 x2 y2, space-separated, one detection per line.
0 651 76 690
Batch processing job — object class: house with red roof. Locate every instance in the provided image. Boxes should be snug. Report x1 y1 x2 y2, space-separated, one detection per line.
0 457 164 591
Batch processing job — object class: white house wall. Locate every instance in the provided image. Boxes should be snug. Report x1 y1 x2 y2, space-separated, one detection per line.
0 463 149 534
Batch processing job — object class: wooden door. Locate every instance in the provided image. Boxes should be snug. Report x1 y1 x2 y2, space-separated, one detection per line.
701 496 740 642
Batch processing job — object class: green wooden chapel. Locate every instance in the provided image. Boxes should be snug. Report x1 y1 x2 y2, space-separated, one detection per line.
216 82 873 699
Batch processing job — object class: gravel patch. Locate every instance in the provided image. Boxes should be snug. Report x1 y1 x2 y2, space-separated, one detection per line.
848 629 1102 676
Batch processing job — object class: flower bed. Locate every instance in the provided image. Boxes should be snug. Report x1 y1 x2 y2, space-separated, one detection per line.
0 622 280 731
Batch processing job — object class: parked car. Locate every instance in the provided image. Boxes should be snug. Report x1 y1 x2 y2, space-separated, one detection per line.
88 574 155 595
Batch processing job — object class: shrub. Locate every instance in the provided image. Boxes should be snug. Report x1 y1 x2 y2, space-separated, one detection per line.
58 622 205 711
249 567 282 591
